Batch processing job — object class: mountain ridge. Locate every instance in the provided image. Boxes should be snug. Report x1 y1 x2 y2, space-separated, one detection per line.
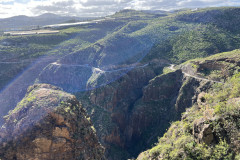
0 13 95 32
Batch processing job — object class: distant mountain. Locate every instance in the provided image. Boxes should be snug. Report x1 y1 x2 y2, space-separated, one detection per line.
36 13 64 19
0 13 96 31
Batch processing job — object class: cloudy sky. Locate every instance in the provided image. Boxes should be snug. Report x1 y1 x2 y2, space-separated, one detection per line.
0 0 240 18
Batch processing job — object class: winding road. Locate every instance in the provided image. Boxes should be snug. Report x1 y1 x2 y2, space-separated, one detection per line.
169 64 223 84
0 59 37 64
0 61 28 64
50 62 149 73
51 62 223 84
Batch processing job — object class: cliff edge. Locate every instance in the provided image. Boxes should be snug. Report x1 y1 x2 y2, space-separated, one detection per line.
0 84 105 160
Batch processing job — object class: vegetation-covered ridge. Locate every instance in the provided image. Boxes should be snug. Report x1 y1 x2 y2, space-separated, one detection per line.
137 51 240 160
142 7 240 64
179 49 240 82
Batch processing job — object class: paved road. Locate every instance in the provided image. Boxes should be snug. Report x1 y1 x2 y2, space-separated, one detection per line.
51 62 149 73
0 61 29 64
169 64 223 84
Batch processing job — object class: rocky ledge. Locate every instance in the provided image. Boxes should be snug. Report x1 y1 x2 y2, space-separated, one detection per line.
0 84 105 160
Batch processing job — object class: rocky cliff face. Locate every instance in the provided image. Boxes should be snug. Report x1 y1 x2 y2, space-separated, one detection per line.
79 63 159 159
0 84 105 160
78 62 214 159
137 87 240 160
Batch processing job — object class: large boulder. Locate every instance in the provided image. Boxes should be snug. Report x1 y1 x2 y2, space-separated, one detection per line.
193 117 215 145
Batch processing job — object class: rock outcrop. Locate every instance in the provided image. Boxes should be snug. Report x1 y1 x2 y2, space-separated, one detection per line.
193 117 215 145
0 84 105 160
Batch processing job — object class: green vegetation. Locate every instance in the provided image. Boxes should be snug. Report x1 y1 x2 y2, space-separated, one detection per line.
142 24 240 64
1 7 239 65
177 7 240 34
180 49 240 81
111 9 163 19
138 68 240 160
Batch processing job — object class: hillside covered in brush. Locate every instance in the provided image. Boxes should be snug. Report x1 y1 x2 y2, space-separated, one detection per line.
137 50 240 160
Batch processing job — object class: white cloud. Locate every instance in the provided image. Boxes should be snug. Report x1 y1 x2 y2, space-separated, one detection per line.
0 0 14 2
0 0 240 18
